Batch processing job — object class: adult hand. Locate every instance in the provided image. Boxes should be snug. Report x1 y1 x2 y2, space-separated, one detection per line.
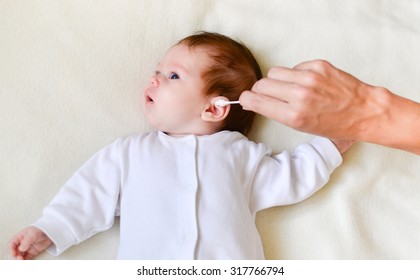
240 60 375 139
240 60 420 154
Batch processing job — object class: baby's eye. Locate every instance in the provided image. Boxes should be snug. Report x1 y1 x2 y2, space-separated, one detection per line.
168 72 179 80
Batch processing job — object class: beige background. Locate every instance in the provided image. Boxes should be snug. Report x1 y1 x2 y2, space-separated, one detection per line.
1 0 420 259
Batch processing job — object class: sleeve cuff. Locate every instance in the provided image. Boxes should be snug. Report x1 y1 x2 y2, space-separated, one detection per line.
32 216 78 256
309 136 343 172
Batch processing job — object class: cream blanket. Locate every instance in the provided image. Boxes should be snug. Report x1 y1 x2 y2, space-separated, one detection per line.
1 0 419 259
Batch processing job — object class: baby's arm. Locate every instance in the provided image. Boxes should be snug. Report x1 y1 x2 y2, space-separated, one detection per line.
10 226 52 260
11 138 123 257
250 136 344 212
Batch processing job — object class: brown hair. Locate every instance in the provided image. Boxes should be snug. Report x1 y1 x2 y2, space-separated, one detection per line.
177 31 262 136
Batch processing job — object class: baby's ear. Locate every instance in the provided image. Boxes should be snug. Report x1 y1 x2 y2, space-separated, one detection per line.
201 96 230 122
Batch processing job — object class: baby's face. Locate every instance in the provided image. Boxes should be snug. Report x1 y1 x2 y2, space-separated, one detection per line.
143 43 213 136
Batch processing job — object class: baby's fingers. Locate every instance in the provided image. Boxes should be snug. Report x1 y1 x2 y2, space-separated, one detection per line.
9 233 28 256
9 227 39 259
9 237 21 257
17 231 36 253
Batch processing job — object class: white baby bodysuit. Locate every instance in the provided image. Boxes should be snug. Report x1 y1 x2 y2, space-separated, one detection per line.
33 130 342 259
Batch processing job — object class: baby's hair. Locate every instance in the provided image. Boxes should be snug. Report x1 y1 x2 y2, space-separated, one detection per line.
177 31 262 136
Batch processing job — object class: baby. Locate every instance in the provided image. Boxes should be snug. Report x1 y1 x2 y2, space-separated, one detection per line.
10 31 352 260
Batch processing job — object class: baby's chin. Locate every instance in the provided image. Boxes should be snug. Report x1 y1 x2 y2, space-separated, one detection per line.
160 128 199 137
161 130 192 137
143 117 214 136
145 122 182 136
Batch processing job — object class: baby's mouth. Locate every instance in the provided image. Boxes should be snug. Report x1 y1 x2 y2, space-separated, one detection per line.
144 87 156 104
145 92 154 103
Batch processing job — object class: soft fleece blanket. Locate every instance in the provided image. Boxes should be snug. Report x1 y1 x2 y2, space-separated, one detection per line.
1 0 420 259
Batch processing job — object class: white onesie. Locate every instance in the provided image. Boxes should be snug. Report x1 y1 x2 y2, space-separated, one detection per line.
33 130 342 259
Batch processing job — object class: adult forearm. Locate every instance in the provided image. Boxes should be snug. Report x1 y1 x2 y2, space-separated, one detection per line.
356 87 420 154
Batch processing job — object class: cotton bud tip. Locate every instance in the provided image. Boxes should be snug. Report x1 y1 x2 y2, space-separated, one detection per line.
214 99 240 107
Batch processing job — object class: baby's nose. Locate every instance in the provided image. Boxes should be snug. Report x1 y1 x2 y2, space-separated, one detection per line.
149 76 159 87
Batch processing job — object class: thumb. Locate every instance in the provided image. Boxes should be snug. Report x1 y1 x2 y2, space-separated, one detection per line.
239 90 256 111
18 231 36 252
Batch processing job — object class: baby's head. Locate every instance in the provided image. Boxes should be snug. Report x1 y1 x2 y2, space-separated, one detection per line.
143 31 262 136
179 32 262 135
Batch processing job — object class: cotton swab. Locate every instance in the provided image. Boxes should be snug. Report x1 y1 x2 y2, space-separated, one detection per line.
214 99 240 107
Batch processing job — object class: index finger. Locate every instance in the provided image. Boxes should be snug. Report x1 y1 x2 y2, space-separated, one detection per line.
266 66 308 83
252 76 303 104
239 90 293 126
293 59 335 75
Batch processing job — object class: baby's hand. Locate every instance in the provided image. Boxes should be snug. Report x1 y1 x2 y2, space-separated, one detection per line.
10 226 52 260
331 139 356 154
